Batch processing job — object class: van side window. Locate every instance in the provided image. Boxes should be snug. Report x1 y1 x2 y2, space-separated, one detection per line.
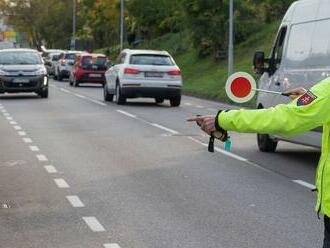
271 26 287 71
285 23 314 69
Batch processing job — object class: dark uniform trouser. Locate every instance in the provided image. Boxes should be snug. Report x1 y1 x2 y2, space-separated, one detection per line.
324 216 330 248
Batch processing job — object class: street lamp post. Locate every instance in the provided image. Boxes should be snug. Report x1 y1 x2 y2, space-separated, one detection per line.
228 0 234 77
72 0 76 50
120 0 124 51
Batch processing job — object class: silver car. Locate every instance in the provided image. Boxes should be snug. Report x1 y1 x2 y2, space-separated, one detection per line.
104 49 182 106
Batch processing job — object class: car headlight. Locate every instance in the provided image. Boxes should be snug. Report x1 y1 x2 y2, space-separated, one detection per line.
35 68 47 75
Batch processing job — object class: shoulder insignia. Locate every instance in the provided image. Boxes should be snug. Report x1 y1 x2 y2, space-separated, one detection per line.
297 91 318 106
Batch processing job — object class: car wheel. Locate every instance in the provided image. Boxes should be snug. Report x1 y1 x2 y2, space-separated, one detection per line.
104 86 114 102
115 84 126 105
73 78 79 87
69 75 73 86
39 88 48 98
58 73 63 81
257 133 278 152
155 98 164 104
170 96 181 107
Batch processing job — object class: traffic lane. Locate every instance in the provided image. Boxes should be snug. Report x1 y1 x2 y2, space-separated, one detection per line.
53 80 319 184
3 86 322 247
0 102 106 248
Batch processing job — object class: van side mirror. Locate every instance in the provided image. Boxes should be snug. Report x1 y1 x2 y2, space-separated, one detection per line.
253 51 265 74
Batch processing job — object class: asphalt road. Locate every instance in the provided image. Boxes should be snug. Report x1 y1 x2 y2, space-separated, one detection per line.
0 78 323 248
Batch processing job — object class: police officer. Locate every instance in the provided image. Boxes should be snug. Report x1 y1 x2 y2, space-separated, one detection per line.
188 79 330 247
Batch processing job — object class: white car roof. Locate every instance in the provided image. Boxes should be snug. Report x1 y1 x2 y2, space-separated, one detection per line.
122 49 171 56
0 48 38 53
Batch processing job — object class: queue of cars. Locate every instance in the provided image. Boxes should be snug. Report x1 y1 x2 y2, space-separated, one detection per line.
49 49 183 106
0 47 183 106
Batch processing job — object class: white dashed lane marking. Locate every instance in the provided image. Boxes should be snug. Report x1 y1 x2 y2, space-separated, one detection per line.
90 99 107 106
29 145 40 152
292 180 315 190
151 123 179 135
74 93 86 99
3 113 9 116
36 154 48 161
13 125 22 130
54 178 70 188
116 110 137 118
66 195 85 208
195 105 204 109
60 88 70 93
23 138 33 143
82 217 106 232
10 121 17 125
18 131 26 136
44 165 57 174
104 244 121 248
184 102 192 106
6 117 13 120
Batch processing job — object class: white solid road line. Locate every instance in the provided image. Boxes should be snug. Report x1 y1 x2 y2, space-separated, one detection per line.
66 195 85 208
195 105 204 108
116 110 137 118
13 125 22 130
54 178 70 188
10 121 18 125
151 123 179 135
292 180 316 190
29 145 40 152
188 137 247 162
18 131 26 136
23 138 33 143
82 217 106 232
184 102 192 106
104 244 121 248
44 165 57 174
36 154 48 161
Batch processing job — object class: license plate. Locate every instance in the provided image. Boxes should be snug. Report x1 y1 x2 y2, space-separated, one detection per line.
145 72 163 78
12 78 29 83
89 74 102 78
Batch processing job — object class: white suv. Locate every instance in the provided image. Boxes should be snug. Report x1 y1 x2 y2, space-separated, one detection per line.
104 49 182 106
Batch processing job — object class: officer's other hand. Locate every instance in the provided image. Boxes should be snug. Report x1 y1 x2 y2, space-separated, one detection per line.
284 87 307 100
187 115 216 135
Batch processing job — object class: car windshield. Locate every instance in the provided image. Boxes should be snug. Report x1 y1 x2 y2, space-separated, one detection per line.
0 51 42 65
82 56 107 70
130 54 174 66
65 53 76 60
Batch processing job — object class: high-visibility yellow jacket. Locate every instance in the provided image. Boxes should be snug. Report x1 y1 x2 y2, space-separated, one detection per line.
218 77 330 216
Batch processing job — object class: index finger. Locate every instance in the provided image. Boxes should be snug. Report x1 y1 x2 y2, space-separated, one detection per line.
187 116 204 122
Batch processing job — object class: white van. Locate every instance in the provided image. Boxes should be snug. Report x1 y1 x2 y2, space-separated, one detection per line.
253 0 330 152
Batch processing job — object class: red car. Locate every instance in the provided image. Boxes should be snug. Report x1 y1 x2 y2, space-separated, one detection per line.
70 53 108 87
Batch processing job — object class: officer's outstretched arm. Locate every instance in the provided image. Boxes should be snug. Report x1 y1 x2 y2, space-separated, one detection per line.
218 79 330 136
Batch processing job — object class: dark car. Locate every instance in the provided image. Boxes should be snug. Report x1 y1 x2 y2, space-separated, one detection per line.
0 49 48 98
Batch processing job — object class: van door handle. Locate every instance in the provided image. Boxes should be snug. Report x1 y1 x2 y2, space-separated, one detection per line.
275 81 281 86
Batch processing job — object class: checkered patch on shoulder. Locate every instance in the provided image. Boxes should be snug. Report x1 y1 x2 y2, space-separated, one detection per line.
297 91 318 106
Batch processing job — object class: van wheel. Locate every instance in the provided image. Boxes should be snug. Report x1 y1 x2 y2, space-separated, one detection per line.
104 86 113 102
257 133 277 152
170 96 181 107
115 84 126 105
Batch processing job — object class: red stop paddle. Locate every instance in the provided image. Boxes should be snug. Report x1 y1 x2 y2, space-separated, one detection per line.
225 72 289 103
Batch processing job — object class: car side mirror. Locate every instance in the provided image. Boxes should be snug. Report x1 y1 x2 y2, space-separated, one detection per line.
253 51 266 74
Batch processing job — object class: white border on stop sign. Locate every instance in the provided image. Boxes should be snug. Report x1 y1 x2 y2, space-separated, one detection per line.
225 72 256 103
